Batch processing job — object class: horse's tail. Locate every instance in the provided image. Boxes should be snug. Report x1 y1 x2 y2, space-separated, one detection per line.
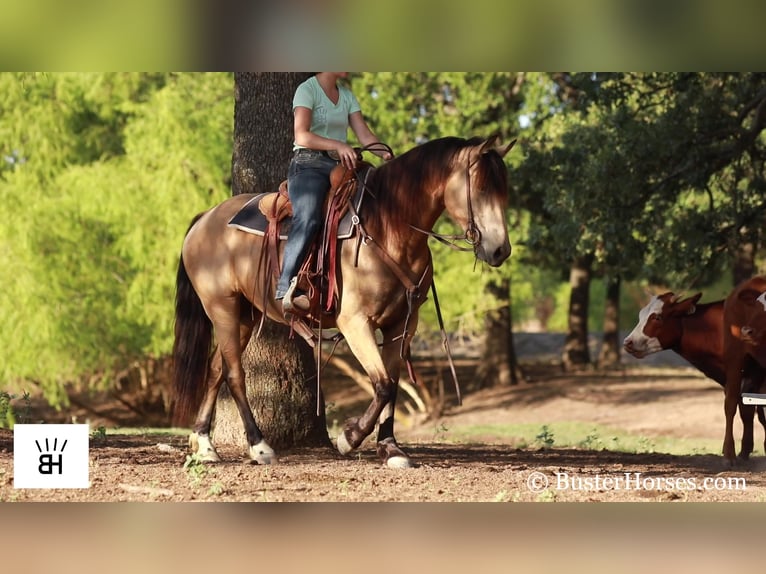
172 213 211 427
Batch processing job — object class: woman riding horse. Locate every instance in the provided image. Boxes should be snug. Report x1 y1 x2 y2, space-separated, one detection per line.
173 134 515 468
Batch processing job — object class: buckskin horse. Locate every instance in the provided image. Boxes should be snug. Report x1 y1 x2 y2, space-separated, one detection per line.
172 135 515 468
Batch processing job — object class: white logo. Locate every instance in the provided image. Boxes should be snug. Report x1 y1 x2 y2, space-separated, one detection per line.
13 424 90 488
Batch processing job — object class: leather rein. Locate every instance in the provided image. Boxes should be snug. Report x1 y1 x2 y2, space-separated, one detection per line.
407 155 483 255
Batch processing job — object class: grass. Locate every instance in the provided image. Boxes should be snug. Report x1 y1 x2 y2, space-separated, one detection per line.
423 421 725 456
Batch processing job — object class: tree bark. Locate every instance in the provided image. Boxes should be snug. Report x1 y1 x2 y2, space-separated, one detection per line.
212 72 329 450
598 274 621 368
477 275 524 386
562 253 594 371
732 229 756 287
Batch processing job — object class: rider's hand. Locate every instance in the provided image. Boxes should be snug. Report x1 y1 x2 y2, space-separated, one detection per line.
336 143 357 170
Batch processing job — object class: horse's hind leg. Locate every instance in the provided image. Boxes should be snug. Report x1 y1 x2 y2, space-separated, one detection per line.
189 346 226 462
201 296 275 464
211 299 276 464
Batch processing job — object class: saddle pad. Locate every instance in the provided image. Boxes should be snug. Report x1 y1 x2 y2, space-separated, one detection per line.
228 193 290 239
227 173 369 240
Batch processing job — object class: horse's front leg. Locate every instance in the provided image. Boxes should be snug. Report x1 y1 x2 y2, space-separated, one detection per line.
335 315 409 467
373 322 417 469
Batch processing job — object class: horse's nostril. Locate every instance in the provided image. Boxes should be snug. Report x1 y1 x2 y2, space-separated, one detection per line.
491 243 511 265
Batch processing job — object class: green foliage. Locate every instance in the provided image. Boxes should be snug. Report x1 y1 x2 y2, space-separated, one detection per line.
91 426 108 441
535 425 556 449
2 72 765 409
0 392 14 428
0 390 31 428
0 72 233 404
517 72 766 288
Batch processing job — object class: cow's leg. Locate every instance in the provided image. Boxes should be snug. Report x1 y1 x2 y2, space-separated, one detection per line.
738 401 755 460
723 359 743 466
752 370 766 454
739 367 756 459
738 360 764 459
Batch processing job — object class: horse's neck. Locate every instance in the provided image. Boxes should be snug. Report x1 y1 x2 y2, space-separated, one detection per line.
365 178 442 268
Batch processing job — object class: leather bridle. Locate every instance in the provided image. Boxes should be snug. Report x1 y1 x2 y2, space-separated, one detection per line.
408 155 483 256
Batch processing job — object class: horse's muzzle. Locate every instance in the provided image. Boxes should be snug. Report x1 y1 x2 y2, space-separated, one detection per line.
477 240 512 267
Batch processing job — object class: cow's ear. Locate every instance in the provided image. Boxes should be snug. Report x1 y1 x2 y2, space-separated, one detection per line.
738 288 763 304
684 293 703 315
672 292 701 316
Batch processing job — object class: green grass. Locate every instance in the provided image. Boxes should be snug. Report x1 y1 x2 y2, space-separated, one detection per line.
427 421 725 456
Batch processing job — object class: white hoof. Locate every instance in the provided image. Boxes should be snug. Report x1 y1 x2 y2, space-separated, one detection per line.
336 431 354 455
249 440 276 465
189 432 221 462
386 455 413 469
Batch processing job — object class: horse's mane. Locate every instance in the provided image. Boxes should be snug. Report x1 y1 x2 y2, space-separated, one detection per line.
363 137 508 242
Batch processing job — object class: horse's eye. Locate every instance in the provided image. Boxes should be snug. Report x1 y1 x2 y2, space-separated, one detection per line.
651 314 662 322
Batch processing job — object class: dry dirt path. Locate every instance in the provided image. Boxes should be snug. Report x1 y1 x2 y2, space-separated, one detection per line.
2 364 765 502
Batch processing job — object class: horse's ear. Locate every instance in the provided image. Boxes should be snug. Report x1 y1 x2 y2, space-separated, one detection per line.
479 135 516 158
496 138 516 158
479 134 501 154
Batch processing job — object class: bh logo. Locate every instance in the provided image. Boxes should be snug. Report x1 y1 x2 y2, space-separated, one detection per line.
14 424 90 488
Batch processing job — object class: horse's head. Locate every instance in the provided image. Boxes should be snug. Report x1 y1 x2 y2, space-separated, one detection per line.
444 135 515 267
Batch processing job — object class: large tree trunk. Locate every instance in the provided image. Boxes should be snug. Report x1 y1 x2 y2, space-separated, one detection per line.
477 275 524 386
562 253 593 371
732 229 756 287
598 274 621 368
212 72 329 450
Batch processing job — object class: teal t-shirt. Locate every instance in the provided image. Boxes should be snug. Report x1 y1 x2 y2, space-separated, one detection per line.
293 75 361 149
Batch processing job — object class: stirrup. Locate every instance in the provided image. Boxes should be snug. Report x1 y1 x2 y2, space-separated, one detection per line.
282 277 310 313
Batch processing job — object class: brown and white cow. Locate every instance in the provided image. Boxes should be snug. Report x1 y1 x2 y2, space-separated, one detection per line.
722 276 766 465
624 291 766 461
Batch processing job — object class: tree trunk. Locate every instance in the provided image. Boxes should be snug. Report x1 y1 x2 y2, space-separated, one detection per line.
562 253 593 371
477 275 524 386
732 229 756 287
212 72 329 450
598 274 621 368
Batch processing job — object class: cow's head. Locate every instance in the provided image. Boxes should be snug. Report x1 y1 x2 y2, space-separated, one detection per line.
623 292 702 358
738 287 766 347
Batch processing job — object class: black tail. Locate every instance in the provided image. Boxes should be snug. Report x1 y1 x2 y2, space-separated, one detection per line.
172 214 211 426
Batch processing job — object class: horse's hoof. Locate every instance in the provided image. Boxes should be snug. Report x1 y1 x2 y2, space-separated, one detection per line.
385 455 413 469
248 440 276 465
377 437 412 468
189 432 221 462
336 431 354 455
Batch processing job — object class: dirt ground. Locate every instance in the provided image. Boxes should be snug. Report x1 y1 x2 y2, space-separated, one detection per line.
2 345 766 502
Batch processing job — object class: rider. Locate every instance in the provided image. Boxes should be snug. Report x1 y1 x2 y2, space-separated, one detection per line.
276 72 392 314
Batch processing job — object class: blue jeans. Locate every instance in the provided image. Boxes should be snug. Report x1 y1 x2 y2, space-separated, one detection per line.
276 150 338 299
